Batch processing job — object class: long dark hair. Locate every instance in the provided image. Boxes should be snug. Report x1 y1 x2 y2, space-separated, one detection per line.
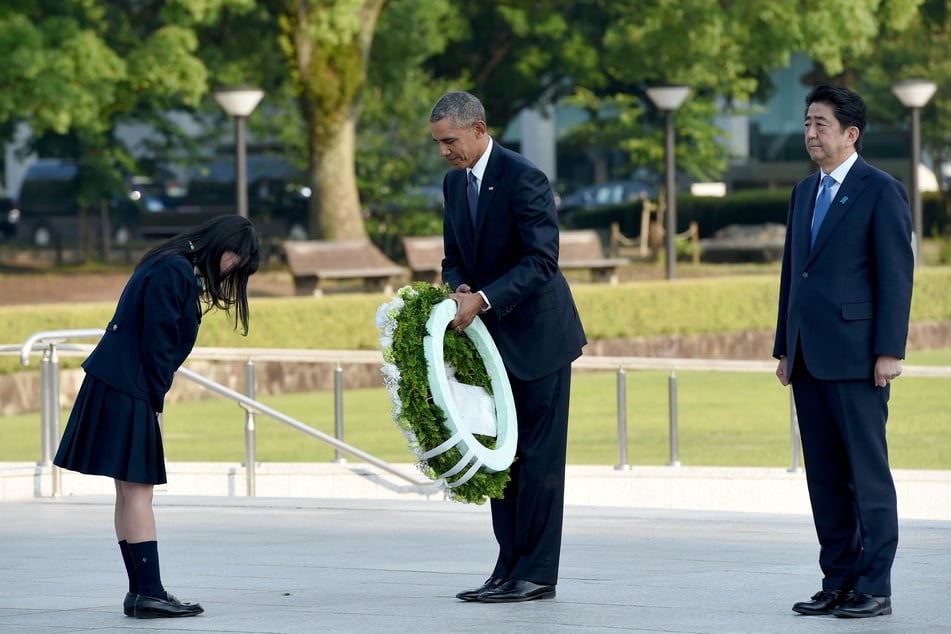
138 215 260 335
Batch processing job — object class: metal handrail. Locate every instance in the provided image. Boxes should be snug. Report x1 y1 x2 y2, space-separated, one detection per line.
10 329 440 497
173 365 438 493
7 329 951 497
17 328 105 366
9 341 951 377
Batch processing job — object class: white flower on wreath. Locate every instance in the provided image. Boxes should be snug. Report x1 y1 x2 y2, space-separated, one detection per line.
375 286 423 444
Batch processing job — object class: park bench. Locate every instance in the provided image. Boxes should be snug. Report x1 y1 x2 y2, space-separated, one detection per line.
401 230 627 286
557 230 628 284
402 235 446 284
282 239 406 297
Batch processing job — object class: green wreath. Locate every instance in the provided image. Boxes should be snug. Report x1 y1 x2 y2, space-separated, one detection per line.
376 282 512 504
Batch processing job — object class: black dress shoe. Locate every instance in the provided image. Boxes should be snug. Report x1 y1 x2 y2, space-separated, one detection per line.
133 592 204 619
792 589 850 615
833 593 891 618
123 592 136 617
456 576 505 602
478 579 556 603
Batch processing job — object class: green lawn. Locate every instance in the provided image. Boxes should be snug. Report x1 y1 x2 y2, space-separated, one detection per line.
3 348 949 470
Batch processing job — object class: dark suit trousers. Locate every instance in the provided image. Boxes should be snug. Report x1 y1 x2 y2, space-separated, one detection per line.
490 363 572 586
791 358 897 597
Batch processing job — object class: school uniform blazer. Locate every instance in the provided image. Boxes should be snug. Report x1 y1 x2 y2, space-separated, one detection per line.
441 142 586 381
83 255 201 413
772 156 914 380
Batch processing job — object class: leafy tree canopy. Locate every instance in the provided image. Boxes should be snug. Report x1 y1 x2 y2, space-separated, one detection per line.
0 0 948 250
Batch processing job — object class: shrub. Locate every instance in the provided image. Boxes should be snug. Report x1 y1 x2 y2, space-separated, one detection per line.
566 188 951 239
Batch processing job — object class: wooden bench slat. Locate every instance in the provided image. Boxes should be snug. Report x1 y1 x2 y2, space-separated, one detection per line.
307 267 405 279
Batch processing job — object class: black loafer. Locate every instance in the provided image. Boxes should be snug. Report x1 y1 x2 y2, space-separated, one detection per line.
133 592 204 619
833 593 891 618
478 579 556 603
456 576 505 602
792 589 850 615
123 592 136 617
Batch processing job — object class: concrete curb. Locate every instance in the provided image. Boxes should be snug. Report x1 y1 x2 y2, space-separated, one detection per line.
3 461 949 520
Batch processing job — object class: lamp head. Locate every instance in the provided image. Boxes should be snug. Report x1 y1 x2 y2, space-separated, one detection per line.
646 85 691 111
891 79 937 109
214 87 265 117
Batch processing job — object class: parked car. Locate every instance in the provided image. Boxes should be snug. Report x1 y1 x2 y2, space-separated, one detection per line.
135 157 311 241
15 159 157 247
0 197 20 240
557 179 657 225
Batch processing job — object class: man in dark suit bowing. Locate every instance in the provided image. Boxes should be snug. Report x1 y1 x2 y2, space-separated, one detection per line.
773 85 914 619
429 91 587 603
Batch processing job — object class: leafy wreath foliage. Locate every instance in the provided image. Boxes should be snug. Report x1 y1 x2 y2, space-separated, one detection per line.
376 282 511 504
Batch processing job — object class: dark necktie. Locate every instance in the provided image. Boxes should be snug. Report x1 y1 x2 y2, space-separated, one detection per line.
467 170 479 226
810 175 833 248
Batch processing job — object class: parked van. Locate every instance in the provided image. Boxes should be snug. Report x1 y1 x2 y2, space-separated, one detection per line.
15 159 153 246
179 156 310 240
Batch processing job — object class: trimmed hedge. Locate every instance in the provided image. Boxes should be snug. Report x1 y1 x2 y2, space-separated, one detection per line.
565 188 951 239
2 267 949 374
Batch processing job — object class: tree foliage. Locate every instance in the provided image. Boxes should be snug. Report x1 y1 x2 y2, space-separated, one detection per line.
848 0 951 207
564 0 923 182
266 0 386 240
0 0 251 200
357 0 461 207
1 0 949 251
420 1 929 185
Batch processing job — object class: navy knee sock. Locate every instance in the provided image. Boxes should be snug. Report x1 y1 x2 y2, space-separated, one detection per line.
118 540 138 594
127 540 165 599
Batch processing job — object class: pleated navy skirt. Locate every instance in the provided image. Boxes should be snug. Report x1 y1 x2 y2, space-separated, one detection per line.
54 375 167 485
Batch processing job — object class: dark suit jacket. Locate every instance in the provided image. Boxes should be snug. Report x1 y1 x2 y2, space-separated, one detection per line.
441 142 586 381
83 255 201 413
773 156 914 380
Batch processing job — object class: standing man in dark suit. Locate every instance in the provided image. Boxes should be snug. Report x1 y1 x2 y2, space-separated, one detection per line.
773 85 914 619
429 91 587 603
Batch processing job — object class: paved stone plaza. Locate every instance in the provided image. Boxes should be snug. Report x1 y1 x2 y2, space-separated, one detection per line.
1 494 949 633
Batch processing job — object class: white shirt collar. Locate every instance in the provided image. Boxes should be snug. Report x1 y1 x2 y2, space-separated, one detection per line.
822 151 858 186
468 137 493 185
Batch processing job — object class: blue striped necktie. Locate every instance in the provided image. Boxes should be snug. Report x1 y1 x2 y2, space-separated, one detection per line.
810 175 833 248
467 170 479 226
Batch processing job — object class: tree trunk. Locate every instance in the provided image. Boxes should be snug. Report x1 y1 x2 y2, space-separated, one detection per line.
310 116 366 240
284 0 386 242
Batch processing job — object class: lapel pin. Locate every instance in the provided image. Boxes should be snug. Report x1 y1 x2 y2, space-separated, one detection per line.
488 186 494 191
839 196 848 204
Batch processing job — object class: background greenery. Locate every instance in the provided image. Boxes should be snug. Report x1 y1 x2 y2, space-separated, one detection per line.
4 2 951 250
3 267 950 375
1 266 949 469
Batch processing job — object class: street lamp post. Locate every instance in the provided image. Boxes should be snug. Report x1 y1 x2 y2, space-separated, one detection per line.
646 85 691 279
891 79 936 268
214 87 265 218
